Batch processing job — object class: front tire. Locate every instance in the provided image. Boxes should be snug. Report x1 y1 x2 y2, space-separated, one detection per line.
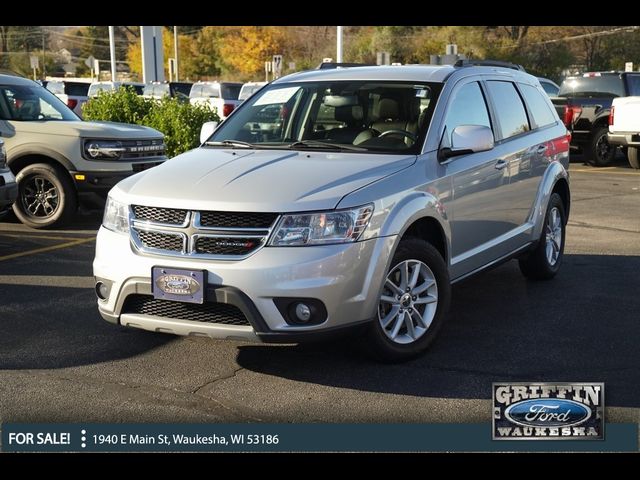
627 147 640 169
518 193 566 280
13 163 77 229
365 238 451 363
585 127 616 167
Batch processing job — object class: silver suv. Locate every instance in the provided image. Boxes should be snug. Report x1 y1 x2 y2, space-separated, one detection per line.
93 62 570 361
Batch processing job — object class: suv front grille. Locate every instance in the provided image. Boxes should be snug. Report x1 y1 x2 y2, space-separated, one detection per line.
120 139 165 160
132 205 188 225
195 237 262 255
199 211 277 229
137 230 184 252
130 206 279 259
122 294 249 326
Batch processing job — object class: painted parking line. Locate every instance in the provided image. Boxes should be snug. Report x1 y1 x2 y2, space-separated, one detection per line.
571 168 640 175
0 237 95 262
0 232 95 242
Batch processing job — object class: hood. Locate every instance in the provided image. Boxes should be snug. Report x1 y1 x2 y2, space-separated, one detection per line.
10 120 162 139
114 147 416 212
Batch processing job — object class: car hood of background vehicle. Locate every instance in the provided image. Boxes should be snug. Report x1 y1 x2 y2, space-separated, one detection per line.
11 120 162 138
115 148 417 212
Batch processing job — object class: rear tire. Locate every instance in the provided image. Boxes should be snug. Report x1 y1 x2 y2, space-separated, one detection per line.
518 193 566 280
627 147 640 169
364 238 451 363
13 163 77 229
585 127 616 167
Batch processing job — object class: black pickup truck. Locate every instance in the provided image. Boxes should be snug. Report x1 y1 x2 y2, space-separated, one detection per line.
552 72 640 166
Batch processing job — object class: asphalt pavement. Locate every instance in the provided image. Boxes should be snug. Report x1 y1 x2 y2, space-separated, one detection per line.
0 157 638 424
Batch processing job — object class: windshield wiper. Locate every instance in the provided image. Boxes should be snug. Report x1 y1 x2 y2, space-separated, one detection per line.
288 140 367 152
204 140 257 149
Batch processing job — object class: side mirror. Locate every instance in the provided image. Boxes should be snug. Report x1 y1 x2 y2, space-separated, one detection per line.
200 121 219 144
441 125 494 159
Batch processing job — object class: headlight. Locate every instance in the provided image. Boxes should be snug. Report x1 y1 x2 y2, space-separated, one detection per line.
270 204 373 246
84 140 125 160
103 196 130 234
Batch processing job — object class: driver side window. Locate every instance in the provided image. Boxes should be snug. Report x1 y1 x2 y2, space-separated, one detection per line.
443 82 492 145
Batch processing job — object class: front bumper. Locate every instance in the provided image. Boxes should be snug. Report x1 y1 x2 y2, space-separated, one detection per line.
0 170 18 212
607 132 640 148
72 162 164 196
93 227 396 342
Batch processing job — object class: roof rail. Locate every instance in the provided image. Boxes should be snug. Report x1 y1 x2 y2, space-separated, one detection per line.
454 59 526 72
316 62 375 70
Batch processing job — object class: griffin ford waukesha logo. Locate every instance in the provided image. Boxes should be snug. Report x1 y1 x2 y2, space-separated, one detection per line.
156 274 200 295
493 383 604 440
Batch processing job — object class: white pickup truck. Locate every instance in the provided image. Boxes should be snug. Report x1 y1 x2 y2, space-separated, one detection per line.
608 96 640 169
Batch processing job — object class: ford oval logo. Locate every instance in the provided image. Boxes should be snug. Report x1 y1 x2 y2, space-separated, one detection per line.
505 398 591 428
155 274 200 296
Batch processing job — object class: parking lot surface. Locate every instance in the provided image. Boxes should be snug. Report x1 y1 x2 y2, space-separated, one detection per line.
1 158 639 424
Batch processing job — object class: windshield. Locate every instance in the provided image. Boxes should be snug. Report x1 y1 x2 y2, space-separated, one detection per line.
0 83 79 121
208 81 437 154
558 75 625 98
221 83 242 100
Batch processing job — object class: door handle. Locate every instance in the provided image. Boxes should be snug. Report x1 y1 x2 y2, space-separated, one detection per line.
494 159 508 170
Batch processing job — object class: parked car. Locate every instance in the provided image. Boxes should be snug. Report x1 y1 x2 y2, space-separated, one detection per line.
45 78 91 117
552 71 640 166
189 81 242 120
0 74 166 228
94 61 570 362
238 81 267 101
608 95 640 169
143 81 192 101
0 138 18 219
88 81 145 97
537 77 560 97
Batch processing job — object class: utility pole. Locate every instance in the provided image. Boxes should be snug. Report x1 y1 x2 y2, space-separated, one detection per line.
336 26 343 63
174 26 179 81
108 26 117 82
42 32 46 78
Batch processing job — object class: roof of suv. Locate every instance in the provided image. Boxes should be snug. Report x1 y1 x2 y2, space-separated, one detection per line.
0 74 38 86
273 64 537 85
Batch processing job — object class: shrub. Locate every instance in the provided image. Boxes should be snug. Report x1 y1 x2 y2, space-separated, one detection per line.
82 87 153 124
142 97 219 157
82 88 220 158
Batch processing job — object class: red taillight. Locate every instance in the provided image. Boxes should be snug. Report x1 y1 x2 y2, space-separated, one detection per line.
222 103 235 117
562 105 581 128
608 106 615 126
67 99 78 110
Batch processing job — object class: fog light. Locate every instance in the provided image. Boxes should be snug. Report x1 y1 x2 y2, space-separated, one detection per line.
95 281 110 300
295 303 311 323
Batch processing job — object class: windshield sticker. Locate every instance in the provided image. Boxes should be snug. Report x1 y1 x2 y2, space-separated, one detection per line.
253 87 300 106
415 89 428 98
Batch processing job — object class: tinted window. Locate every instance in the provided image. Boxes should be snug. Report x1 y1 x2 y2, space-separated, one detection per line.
626 74 640 96
486 81 530 139
444 81 491 142
539 80 559 96
0 84 78 121
170 83 192 97
65 82 90 96
558 75 625 98
519 84 557 128
221 84 242 100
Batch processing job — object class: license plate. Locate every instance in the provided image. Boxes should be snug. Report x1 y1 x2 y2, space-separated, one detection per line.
152 267 205 304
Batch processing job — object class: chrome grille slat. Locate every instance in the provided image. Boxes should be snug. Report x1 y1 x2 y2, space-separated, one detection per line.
130 206 279 259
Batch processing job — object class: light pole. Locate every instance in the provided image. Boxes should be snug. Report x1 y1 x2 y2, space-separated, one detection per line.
108 26 117 82
336 26 343 63
174 26 179 81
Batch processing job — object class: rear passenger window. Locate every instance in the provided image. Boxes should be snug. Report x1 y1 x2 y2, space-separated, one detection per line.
519 84 556 128
486 81 530 139
444 82 491 142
